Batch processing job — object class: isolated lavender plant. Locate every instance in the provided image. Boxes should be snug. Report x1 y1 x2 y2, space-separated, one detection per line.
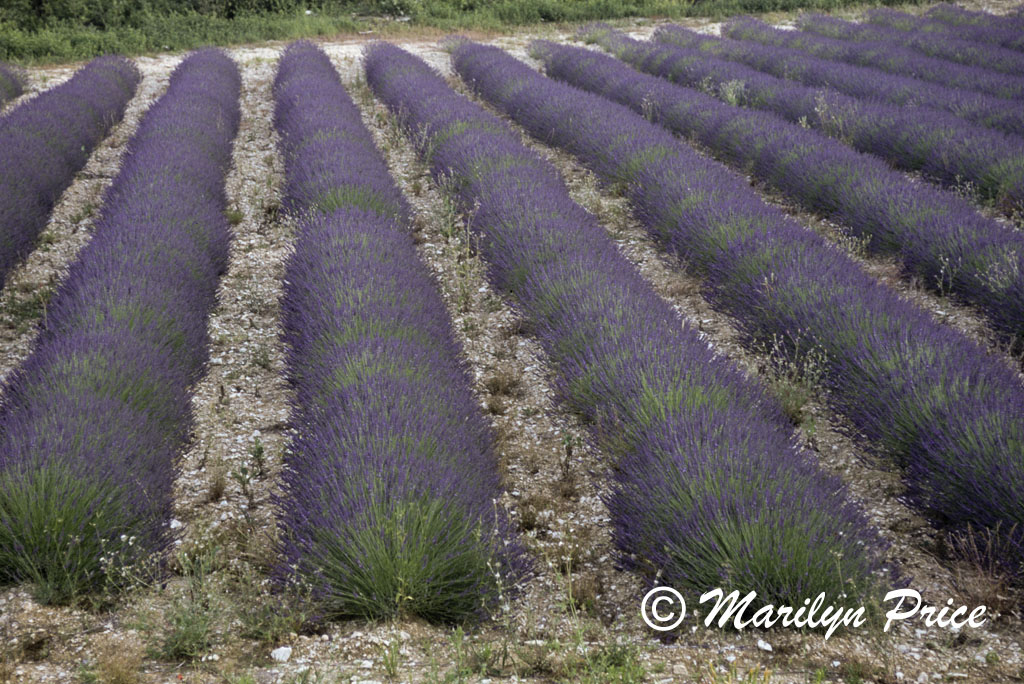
366 41 891 608
0 49 239 604
0 56 138 290
533 40 1024 347
584 26 1024 215
452 41 1024 582
272 41 528 622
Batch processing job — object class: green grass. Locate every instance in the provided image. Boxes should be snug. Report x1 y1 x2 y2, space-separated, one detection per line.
300 490 508 623
2 0 924 64
0 463 153 604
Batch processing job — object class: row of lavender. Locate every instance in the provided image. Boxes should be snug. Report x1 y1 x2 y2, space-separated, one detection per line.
565 29 1024 348
869 3 1024 52
271 42 527 622
0 56 138 290
796 10 1024 77
0 50 239 604
724 13 1024 102
366 42 891 605
654 22 1024 138
0 62 24 108
450 41 1024 579
720 15 1021 103
585 29 1024 217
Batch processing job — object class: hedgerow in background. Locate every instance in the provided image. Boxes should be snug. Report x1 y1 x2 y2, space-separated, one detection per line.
0 13 359 64
0 0 305 31
272 41 528 622
0 56 138 290
656 23 1024 137
366 41 891 609
453 40 1024 582
0 49 239 604
0 0 923 63
584 27 1024 215
534 40 1024 350
0 61 24 107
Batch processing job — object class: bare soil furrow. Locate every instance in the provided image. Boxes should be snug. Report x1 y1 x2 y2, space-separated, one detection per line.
171 49 291 571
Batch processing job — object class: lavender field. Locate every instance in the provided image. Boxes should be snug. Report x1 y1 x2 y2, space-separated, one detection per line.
0 2 1023 683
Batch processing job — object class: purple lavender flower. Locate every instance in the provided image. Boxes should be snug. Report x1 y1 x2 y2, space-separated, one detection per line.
659 21 1024 137
794 12 1024 78
532 39 1024 348
451 40 1024 583
871 5 1024 52
0 49 239 604
0 56 138 290
272 41 529 623
718 15 1024 100
366 41 892 609
584 26 1024 215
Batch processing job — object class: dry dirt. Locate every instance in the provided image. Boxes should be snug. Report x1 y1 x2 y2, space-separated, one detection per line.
1 2 1023 683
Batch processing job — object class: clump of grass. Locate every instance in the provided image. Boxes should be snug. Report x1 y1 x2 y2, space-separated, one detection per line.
703 663 774 684
0 464 159 605
484 366 522 396
288 493 517 623
151 549 219 662
84 634 143 684
234 567 314 643
758 334 826 428
5 286 52 334
207 465 228 503
948 523 1021 613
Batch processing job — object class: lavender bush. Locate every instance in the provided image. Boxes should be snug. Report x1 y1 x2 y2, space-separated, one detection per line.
533 41 1024 348
795 12 1024 78
272 41 528 622
0 56 138 291
657 23 1024 138
870 5 1024 52
925 2 1024 30
0 62 24 108
584 27 1024 215
452 41 1024 581
366 41 891 608
0 49 239 604
718 15 1024 101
